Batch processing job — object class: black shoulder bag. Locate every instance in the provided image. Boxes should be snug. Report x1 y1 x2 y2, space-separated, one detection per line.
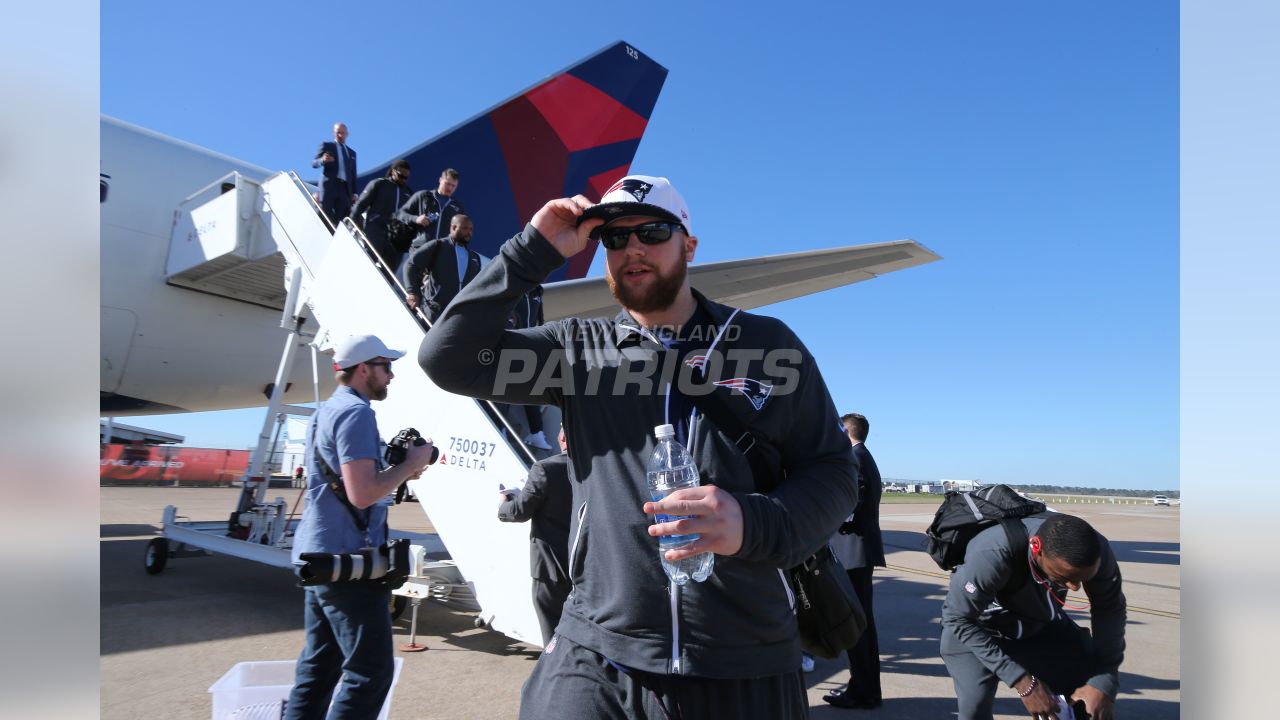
384 182 421 253
685 340 867 659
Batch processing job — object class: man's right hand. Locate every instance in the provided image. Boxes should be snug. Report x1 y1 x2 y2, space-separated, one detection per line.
320 151 335 164
415 213 432 226
531 196 599 259
1013 674 1059 719
406 293 418 309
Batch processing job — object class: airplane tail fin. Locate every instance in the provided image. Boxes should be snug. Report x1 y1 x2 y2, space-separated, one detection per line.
358 42 668 282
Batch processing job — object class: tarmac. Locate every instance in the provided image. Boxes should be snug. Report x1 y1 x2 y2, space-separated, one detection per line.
101 487 1180 719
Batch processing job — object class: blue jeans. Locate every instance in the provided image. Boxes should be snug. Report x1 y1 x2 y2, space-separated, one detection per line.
285 582 394 720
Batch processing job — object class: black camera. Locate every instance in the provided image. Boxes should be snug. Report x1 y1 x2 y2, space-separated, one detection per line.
386 428 440 504
297 539 412 588
385 427 440 466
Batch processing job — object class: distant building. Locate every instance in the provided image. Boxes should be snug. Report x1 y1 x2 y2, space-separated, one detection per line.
100 419 184 446
943 479 981 493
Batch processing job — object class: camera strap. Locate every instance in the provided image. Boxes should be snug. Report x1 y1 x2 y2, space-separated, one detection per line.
309 406 385 545
315 454 375 543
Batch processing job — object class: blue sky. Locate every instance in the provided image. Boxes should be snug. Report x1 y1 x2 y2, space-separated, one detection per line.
103 1 1178 490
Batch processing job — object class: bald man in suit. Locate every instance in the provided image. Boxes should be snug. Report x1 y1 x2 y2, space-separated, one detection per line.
313 122 358 227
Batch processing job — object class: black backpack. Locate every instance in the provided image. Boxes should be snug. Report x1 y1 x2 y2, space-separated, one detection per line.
925 485 1046 571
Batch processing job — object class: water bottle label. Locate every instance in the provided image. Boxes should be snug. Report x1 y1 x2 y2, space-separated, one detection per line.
650 493 698 547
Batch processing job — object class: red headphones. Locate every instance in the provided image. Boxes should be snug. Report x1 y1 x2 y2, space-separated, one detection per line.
1029 536 1042 555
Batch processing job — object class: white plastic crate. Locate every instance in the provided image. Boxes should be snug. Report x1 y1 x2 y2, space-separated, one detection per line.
208 658 404 720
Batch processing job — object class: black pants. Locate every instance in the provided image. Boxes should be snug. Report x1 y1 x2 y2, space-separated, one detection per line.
519 634 809 720
319 180 352 228
363 224 403 276
532 577 571 646
841 566 881 702
941 617 1098 720
524 405 544 434
499 404 545 438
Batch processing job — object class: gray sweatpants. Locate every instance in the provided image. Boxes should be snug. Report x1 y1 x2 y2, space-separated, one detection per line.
519 633 809 720
941 617 1098 720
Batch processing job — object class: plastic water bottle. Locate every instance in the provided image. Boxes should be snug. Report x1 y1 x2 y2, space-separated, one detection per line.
647 423 714 585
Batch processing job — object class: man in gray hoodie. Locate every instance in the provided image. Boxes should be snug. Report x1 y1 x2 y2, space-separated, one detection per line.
941 512 1126 720
419 175 856 719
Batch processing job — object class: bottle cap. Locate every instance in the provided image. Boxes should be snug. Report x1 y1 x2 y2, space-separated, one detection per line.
654 424 675 439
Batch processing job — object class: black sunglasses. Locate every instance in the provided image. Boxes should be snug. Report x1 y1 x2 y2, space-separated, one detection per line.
364 360 393 370
593 221 685 250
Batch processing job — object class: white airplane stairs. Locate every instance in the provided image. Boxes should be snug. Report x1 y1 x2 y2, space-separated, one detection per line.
170 169 548 646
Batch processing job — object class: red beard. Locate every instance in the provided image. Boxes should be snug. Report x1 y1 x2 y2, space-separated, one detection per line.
606 256 688 314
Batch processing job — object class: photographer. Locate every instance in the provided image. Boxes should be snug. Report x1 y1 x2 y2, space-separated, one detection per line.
285 334 434 720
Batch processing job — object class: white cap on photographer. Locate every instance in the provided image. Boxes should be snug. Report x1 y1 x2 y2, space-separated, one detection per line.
331 334 405 370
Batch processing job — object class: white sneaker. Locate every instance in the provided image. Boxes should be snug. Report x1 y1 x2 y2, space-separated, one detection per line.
800 653 815 673
523 431 553 451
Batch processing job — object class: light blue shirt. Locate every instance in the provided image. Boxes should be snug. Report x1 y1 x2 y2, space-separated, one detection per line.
455 243 469 288
291 386 387 563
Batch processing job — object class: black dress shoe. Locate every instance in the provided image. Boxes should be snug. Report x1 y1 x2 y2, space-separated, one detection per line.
822 689 882 709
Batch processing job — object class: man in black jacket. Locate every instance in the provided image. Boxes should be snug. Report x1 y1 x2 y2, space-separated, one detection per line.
497 428 573 645
403 214 482 323
395 168 465 290
825 412 886 710
351 159 413 272
395 168 464 242
312 122 357 227
941 513 1126 720
419 175 856 719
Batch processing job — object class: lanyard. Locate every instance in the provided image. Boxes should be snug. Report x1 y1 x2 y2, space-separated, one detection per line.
659 309 740 452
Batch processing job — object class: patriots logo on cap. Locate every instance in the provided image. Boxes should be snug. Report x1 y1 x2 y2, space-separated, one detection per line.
605 177 654 202
714 377 774 411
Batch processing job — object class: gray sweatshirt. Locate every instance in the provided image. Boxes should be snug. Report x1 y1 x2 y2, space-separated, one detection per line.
941 516 1127 697
419 224 857 678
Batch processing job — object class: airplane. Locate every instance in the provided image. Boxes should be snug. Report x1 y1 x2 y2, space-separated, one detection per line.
103 41 940 646
100 40 939 419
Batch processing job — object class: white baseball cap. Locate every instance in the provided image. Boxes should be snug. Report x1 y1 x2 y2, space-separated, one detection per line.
331 334 406 369
579 175 692 234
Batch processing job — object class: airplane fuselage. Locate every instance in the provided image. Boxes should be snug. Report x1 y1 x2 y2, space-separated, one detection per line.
100 116 332 415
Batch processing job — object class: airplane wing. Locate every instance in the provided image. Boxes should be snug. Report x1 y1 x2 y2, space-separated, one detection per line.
541 239 941 321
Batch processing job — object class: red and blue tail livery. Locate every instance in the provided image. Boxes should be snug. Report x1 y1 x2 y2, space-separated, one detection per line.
358 42 668 282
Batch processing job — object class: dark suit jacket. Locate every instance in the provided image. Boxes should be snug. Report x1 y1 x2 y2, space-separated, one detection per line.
830 443 885 568
404 238 483 322
312 141 357 200
498 453 572 584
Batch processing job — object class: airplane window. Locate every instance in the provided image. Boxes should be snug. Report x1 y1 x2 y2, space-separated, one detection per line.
100 174 110 203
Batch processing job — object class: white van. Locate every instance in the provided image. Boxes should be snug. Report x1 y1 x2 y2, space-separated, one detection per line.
1153 495 1170 506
